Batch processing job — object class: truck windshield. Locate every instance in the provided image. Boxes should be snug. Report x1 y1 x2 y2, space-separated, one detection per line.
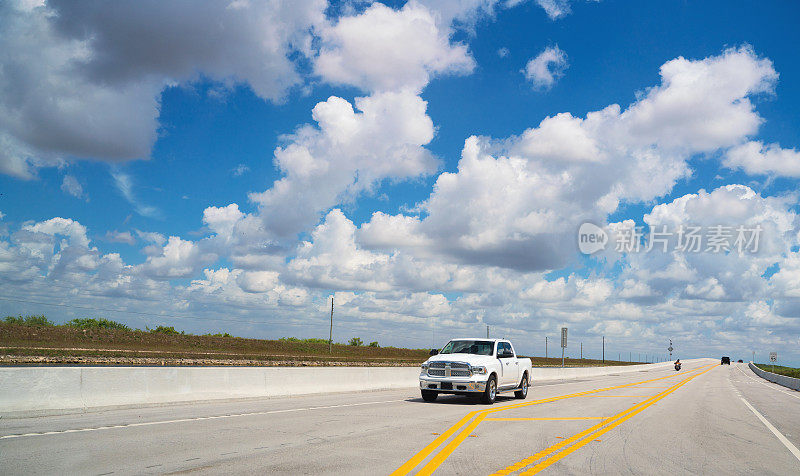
440 340 494 356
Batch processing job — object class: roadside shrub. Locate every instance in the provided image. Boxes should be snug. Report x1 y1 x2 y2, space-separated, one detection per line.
148 325 182 335
369 341 379 348
348 337 363 346
756 363 800 379
67 318 129 331
3 315 54 326
205 332 233 338
280 337 329 345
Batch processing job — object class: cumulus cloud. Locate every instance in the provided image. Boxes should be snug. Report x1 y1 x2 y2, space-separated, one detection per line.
250 90 439 237
314 1 475 92
359 46 776 272
0 0 326 177
137 236 216 280
523 45 568 89
724 141 800 177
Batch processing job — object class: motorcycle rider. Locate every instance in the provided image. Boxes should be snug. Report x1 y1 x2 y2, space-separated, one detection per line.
674 359 681 370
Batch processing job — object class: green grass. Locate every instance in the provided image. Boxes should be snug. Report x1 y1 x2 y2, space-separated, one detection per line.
66 318 130 331
279 337 329 345
755 363 800 379
4 315 54 326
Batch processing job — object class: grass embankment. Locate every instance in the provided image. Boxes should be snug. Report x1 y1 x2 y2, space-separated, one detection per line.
1 315 646 367
755 363 800 379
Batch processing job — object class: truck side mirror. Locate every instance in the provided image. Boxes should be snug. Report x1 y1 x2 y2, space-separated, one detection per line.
429 349 439 356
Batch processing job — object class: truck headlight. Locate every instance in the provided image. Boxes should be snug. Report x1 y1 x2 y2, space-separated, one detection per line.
421 363 428 370
471 366 487 375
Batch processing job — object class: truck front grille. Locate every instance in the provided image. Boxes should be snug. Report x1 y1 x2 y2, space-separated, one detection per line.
426 361 472 378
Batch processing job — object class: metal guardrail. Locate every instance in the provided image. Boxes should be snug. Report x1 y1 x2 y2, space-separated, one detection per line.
749 362 800 391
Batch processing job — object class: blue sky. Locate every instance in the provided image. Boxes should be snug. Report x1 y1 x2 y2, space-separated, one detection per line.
1 0 799 364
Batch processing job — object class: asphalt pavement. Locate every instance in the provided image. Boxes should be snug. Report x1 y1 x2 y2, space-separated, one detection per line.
2 360 799 475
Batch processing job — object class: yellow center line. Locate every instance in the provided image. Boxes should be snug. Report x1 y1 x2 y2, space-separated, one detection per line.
485 417 607 421
578 395 652 398
389 411 479 476
493 364 716 475
416 413 487 476
392 364 711 475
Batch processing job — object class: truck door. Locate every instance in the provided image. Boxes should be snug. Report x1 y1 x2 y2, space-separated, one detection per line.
498 342 519 387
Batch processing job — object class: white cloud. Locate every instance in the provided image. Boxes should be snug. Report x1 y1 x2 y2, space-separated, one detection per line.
231 164 250 177
60 174 85 199
314 1 475 93
523 45 568 89
104 230 136 245
250 90 439 237
534 0 571 20
111 170 161 219
137 236 215 280
497 47 510 58
618 46 777 152
724 141 800 177
135 230 167 246
354 46 778 273
0 0 326 176
533 0 600 20
23 217 91 248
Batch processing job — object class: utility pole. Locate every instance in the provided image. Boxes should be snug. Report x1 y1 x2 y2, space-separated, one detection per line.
328 296 334 353
752 351 755 363
545 336 548 359
486 325 489 339
602 336 605 363
580 342 583 360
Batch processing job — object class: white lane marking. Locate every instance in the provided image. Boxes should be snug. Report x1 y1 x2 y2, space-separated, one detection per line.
736 364 800 400
0 398 407 440
740 396 800 463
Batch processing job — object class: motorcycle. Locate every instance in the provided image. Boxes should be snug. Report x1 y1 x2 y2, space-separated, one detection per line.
674 363 681 371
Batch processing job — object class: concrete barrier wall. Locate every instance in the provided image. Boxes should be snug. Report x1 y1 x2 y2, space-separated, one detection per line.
531 359 700 381
749 362 800 391
0 359 709 415
0 366 421 415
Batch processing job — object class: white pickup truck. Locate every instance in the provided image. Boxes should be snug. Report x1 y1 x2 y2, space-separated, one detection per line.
419 338 532 404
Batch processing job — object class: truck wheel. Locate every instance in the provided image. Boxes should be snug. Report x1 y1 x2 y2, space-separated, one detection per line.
481 375 497 404
421 390 438 402
514 374 528 399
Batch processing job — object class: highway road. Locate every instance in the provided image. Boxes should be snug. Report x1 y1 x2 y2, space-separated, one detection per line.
2 360 799 475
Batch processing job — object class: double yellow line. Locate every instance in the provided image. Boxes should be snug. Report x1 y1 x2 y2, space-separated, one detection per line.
492 364 716 475
391 364 714 476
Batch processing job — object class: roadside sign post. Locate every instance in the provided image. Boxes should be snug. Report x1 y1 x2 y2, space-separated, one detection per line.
561 327 567 368
770 352 777 372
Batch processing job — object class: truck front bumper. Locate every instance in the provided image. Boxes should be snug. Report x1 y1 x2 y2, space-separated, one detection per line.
419 376 486 393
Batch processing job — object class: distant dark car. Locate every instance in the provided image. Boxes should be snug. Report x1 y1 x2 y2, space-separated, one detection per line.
737 359 743 363
721 356 730 365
